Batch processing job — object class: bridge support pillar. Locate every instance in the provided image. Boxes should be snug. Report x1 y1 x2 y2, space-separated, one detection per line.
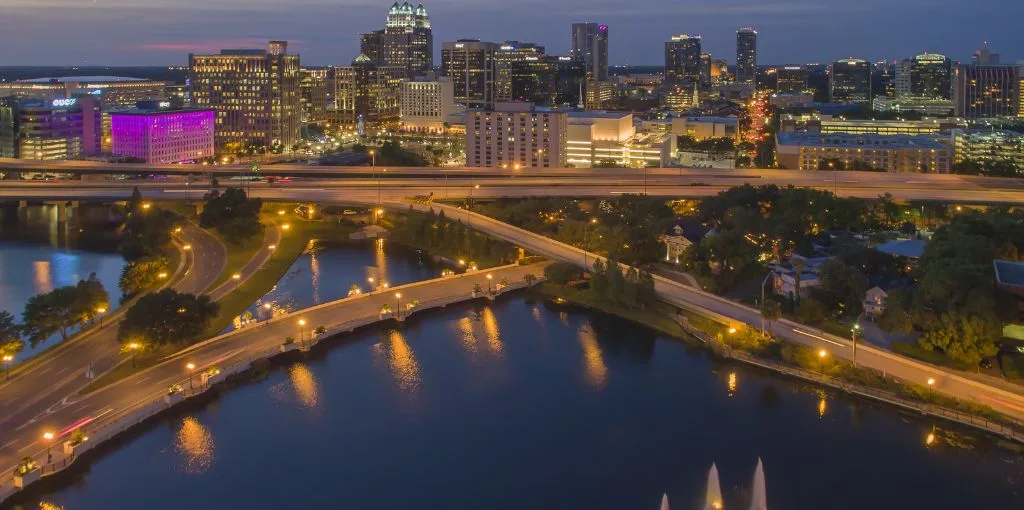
56 203 68 223
18 200 28 209
195 202 204 216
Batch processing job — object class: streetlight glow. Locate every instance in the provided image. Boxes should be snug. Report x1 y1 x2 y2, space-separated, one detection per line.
818 349 828 358
182 244 192 251
232 273 241 280
298 319 306 326
157 272 168 279
186 362 195 371
728 327 737 334
927 378 935 386
282 224 291 230
278 209 286 216
43 432 54 441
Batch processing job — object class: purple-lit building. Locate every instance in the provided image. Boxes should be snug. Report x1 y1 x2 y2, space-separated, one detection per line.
110 103 214 163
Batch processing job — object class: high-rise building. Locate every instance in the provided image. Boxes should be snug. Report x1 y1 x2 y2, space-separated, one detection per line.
954 64 1021 119
510 56 586 107
189 41 301 149
300 69 331 123
972 43 1000 65
830 58 871 103
441 40 498 108
736 28 758 86
571 23 609 82
710 59 729 83
776 66 808 94
665 35 702 84
494 41 546 101
110 102 215 164
465 101 567 168
585 80 616 110
399 77 460 132
330 55 401 132
895 54 952 100
0 96 101 160
359 2 433 78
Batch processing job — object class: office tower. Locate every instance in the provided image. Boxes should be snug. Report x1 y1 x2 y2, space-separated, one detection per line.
330 55 401 132
300 69 331 122
776 66 808 94
894 53 952 100
495 41 546 101
400 77 460 132
571 23 609 81
585 80 615 110
358 2 433 78
0 76 166 108
110 102 215 164
954 64 1021 118
700 52 712 86
441 40 498 108
710 59 729 83
510 56 586 107
0 95 101 160
736 28 757 85
465 101 567 168
830 58 871 102
972 43 1000 65
189 41 301 149
665 35 702 84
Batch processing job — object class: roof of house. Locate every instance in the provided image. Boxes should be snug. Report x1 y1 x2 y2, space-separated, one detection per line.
994 260 1024 288
875 239 927 258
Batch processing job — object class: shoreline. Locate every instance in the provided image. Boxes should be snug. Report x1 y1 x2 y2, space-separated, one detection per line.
530 282 1024 445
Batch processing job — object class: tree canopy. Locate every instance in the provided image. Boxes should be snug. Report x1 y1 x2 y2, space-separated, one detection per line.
200 188 263 244
118 289 219 346
21 274 109 346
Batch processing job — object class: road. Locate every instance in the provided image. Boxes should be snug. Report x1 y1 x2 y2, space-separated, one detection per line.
0 224 224 460
0 264 541 497
407 201 1024 422
2 170 1024 204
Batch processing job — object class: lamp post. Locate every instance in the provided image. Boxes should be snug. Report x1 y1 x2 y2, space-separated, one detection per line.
263 302 272 321
759 271 773 335
467 184 480 226
486 274 493 294
127 342 141 367
186 362 196 391
298 319 307 348
96 306 107 327
43 432 55 464
2 354 13 380
927 377 935 397
583 218 598 270
851 323 860 367
394 293 402 319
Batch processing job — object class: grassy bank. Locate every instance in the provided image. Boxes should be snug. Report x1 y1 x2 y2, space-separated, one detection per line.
531 282 690 339
81 203 353 394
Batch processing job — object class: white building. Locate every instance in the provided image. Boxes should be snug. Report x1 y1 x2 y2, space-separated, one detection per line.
399 77 461 132
465 101 566 168
566 111 674 168
669 116 739 140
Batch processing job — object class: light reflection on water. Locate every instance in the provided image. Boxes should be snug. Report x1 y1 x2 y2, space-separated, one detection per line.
175 417 215 475
289 363 322 410
373 329 421 396
576 324 608 390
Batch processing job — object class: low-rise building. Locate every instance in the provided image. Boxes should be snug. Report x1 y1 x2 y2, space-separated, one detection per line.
871 96 954 117
949 129 1024 172
110 102 215 164
863 286 889 318
0 76 167 108
566 111 675 168
465 101 567 168
779 114 966 135
669 116 739 140
775 132 951 172
768 93 814 108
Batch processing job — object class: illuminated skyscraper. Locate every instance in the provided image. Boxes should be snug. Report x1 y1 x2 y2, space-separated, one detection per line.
776 66 808 94
441 39 498 108
189 41 301 149
954 64 1021 118
736 28 757 86
895 54 952 100
495 41 546 101
830 58 871 103
665 35 702 84
359 2 433 78
571 23 609 82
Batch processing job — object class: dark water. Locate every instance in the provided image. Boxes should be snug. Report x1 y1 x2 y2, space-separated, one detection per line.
7 245 1023 510
0 204 124 360
231 239 448 328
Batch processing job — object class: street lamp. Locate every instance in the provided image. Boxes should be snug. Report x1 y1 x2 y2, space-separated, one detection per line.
186 362 196 391
127 342 141 367
368 277 376 292
2 354 13 380
467 184 480 226
927 377 935 397
818 349 828 359
263 302 273 320
851 323 860 367
394 293 402 319
584 217 598 270
43 431 55 464
95 306 107 327
486 273 493 294
298 319 307 348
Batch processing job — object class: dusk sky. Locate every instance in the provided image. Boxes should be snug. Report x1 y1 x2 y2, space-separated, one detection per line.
1 0 1020 67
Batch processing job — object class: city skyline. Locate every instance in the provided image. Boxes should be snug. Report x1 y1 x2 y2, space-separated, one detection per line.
1 0 1020 67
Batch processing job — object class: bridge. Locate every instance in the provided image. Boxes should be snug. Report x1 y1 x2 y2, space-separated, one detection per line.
0 263 544 502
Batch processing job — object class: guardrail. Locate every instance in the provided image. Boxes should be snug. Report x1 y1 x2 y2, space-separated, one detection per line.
0 273 540 503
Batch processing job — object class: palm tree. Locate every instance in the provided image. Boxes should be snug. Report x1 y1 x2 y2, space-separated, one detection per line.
524 273 537 286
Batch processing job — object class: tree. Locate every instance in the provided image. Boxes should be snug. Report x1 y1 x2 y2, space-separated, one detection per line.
792 258 805 304
544 262 581 286
0 310 23 357
21 275 108 347
117 289 219 346
119 257 170 298
918 312 1000 366
200 188 263 244
761 300 782 329
814 260 867 316
794 298 828 326
877 289 913 334
120 207 179 261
